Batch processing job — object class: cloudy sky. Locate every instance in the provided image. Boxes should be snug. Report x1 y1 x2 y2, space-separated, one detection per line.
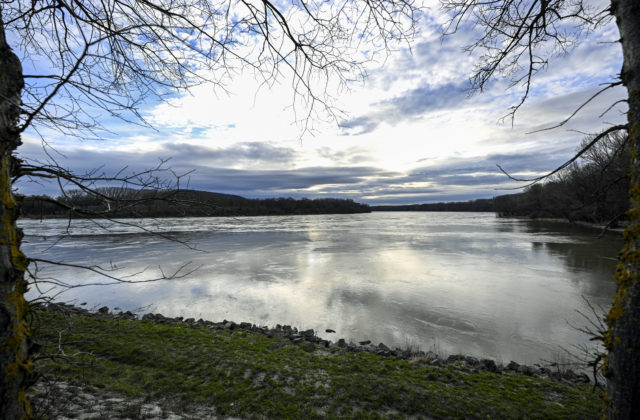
17 1 626 205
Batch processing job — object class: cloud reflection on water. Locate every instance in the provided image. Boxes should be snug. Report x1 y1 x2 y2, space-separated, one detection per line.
21 213 620 365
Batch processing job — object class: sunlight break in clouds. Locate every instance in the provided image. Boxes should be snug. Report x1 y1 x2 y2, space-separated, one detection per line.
17 4 626 204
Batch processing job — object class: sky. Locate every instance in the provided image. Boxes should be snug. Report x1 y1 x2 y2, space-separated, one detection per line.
17 1 626 205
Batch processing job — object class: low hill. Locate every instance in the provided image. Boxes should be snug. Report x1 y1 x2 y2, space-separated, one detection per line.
20 189 371 218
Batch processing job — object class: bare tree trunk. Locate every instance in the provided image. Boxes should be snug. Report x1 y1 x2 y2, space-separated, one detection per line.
606 0 640 418
0 13 32 420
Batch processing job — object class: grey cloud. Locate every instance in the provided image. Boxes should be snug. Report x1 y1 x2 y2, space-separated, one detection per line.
341 82 471 135
16 137 568 206
179 165 397 193
161 141 299 166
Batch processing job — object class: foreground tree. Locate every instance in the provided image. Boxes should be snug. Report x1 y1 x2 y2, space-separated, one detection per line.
0 0 419 417
441 0 639 416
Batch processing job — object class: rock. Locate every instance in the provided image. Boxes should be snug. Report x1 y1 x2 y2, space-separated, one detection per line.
140 404 162 417
240 322 252 329
325 329 336 333
119 311 135 320
337 339 347 348
376 343 392 356
465 356 480 366
447 354 466 363
98 306 109 314
184 318 195 324
303 329 315 337
480 359 498 373
358 340 371 346
522 365 535 376
507 361 520 371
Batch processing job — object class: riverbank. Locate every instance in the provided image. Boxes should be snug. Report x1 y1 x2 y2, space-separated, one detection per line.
28 304 603 419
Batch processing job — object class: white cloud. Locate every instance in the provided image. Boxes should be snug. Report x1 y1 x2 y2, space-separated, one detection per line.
18 5 625 205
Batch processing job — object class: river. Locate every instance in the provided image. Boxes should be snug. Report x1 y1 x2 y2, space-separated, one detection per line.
21 212 621 365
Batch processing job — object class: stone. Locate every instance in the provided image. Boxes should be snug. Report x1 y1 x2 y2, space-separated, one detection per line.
98 306 109 314
325 329 336 333
240 322 252 329
480 359 498 373
507 361 520 371
358 340 371 346
521 365 535 376
447 354 466 363
303 329 315 337
184 317 195 324
140 404 162 416
465 356 480 366
337 338 347 348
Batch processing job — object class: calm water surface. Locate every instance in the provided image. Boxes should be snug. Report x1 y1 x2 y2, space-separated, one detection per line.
21 212 621 365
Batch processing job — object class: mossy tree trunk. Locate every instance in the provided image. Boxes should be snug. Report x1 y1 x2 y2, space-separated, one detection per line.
606 0 640 418
0 13 32 420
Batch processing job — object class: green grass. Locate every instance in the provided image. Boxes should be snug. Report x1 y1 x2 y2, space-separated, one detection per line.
31 311 603 419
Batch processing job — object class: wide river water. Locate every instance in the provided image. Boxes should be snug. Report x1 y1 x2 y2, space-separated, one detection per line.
21 212 621 365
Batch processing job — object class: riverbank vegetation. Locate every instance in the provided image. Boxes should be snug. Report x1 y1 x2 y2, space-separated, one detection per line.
372 198 494 212
21 189 371 218
30 308 602 419
494 132 629 226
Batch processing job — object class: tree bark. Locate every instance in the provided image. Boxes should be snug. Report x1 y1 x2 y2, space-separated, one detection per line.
0 13 32 420
606 0 640 418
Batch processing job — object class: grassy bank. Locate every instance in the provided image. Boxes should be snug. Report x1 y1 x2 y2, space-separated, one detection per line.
30 310 603 419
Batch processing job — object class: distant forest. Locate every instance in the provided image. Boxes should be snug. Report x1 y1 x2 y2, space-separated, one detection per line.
20 189 371 218
20 131 628 222
372 132 629 225
494 131 629 225
371 199 494 212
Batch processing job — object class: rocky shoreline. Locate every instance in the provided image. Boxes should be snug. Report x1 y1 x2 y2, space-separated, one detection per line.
37 302 592 386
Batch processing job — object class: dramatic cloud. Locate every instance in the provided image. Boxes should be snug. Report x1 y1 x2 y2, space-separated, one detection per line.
18 9 626 206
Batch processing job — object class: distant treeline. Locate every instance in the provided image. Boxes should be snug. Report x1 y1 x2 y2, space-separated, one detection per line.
371 198 494 212
21 189 371 218
493 131 629 225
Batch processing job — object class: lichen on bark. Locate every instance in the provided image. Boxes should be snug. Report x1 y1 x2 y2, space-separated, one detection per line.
605 1 640 418
0 13 33 420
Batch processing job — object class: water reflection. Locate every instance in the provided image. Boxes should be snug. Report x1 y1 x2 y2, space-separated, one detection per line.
21 212 621 365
